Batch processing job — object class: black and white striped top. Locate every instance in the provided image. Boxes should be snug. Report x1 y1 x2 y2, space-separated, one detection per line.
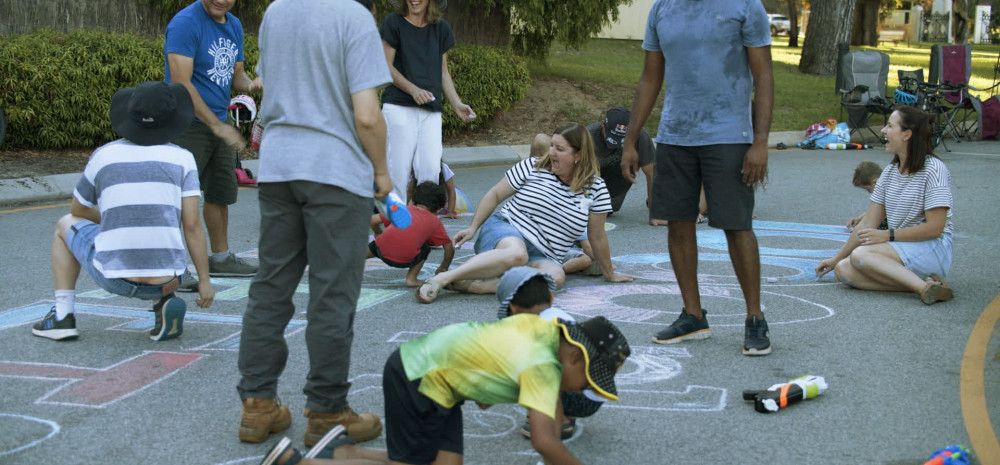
499 158 612 260
870 156 954 236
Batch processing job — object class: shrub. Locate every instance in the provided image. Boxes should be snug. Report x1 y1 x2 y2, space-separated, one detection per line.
0 30 164 149
0 31 524 150
441 45 529 133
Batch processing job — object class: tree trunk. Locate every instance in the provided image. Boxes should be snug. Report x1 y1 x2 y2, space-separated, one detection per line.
787 0 800 47
850 0 880 46
799 0 857 75
443 0 511 47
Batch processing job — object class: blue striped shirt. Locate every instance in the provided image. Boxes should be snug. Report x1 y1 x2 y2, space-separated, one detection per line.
74 140 201 278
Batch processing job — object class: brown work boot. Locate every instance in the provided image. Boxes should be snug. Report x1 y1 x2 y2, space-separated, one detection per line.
304 407 382 446
239 397 292 444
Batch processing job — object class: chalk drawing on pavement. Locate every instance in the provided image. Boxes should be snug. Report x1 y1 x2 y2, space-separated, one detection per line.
0 413 60 458
612 221 847 285
557 284 834 327
388 331 427 343
0 351 202 408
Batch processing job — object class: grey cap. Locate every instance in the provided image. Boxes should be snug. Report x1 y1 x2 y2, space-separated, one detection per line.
496 266 556 319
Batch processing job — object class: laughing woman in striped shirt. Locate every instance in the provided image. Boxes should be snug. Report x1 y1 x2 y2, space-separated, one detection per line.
416 123 633 303
816 106 955 304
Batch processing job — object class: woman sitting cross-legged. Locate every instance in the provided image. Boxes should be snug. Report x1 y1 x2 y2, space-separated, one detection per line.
816 106 955 304
416 123 633 303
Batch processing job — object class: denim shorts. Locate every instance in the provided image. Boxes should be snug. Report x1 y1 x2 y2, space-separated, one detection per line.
474 213 550 263
890 232 953 278
66 220 176 301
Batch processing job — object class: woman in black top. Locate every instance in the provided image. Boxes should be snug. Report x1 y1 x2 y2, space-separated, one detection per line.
381 0 475 203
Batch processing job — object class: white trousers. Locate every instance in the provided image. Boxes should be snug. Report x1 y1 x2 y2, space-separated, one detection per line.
382 103 443 203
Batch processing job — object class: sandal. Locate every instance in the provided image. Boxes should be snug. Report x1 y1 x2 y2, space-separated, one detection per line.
920 280 954 305
416 279 444 304
304 425 354 459
259 437 301 465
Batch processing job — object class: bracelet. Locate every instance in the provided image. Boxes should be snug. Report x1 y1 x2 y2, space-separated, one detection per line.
889 228 895 241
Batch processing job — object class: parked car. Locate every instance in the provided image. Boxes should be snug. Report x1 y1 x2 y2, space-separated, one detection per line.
768 14 791 35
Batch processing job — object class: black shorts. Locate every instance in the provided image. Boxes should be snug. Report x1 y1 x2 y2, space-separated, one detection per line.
368 242 432 269
650 143 755 230
383 349 463 464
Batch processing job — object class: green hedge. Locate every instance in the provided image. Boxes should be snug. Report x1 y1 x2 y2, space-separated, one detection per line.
442 45 529 133
0 30 525 149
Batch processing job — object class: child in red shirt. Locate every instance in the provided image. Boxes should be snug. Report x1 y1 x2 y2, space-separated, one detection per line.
369 182 455 287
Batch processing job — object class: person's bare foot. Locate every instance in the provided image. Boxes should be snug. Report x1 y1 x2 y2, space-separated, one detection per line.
404 278 424 288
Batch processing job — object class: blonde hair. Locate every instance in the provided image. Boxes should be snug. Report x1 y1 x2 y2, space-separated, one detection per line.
534 123 599 193
398 0 444 23
530 133 551 158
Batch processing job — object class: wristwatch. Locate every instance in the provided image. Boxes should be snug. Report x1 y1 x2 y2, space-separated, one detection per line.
889 228 895 241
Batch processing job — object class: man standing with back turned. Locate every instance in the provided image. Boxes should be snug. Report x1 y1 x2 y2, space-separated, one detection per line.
622 0 775 356
236 0 393 447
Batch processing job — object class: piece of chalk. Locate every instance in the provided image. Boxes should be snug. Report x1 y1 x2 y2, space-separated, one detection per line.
766 277 778 283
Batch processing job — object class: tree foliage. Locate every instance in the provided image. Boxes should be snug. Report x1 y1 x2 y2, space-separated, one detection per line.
143 0 635 59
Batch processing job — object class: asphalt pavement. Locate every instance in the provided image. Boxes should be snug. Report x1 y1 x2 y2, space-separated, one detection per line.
0 134 998 465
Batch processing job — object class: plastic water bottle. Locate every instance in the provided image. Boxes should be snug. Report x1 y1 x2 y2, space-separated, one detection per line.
826 143 846 150
376 192 411 229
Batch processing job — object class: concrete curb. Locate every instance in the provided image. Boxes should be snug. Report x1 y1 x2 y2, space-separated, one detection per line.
0 132 806 207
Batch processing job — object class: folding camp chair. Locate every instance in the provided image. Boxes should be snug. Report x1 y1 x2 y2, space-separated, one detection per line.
837 50 892 143
928 44 983 144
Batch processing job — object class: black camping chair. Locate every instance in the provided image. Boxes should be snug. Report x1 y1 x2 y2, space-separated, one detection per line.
837 50 892 144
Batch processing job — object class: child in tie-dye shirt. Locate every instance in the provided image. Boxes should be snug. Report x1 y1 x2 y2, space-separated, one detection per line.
258 313 630 465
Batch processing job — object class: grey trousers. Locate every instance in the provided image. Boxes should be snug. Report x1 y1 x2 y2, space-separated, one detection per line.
237 181 370 412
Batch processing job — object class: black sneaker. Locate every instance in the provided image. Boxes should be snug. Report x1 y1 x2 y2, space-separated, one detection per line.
653 309 710 344
150 294 186 341
742 315 772 356
32 307 79 341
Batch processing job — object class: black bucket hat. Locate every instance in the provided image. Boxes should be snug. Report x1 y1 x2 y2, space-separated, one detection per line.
110 81 193 146
555 316 630 401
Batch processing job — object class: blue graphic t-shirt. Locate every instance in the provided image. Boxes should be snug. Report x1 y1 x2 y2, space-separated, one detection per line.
642 0 770 146
164 1 245 122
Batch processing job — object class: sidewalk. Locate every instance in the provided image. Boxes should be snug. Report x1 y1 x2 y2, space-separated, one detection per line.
0 130 808 206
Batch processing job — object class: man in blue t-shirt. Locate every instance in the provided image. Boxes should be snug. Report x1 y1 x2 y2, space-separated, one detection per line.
164 0 260 278
621 0 775 356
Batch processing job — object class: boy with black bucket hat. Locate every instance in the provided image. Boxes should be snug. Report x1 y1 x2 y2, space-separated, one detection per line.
31 81 215 342
253 313 631 465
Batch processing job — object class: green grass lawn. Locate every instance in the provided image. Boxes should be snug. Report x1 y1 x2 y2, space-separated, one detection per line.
530 38 1000 133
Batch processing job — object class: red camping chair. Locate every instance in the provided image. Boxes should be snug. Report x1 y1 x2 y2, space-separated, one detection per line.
928 45 984 145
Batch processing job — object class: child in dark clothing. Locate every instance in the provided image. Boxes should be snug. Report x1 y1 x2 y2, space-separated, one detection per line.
369 182 454 287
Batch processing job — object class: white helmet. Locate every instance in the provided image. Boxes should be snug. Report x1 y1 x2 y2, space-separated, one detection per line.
228 94 257 123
